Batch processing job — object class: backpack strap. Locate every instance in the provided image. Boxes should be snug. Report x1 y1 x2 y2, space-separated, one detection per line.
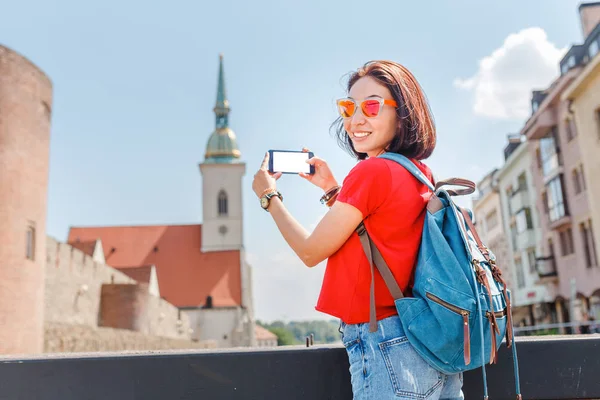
435 178 476 196
355 222 404 333
354 153 432 333
378 153 435 192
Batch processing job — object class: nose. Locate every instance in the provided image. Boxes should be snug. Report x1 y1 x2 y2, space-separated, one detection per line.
350 106 367 128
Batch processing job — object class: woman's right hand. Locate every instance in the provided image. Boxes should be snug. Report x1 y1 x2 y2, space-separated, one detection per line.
299 147 339 192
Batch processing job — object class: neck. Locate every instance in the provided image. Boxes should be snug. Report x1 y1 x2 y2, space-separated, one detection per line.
367 149 387 158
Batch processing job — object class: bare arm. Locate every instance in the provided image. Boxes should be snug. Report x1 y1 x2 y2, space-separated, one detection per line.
266 197 362 267
252 151 362 267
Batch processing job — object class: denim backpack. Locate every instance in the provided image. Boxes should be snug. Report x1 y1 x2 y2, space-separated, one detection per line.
356 152 522 400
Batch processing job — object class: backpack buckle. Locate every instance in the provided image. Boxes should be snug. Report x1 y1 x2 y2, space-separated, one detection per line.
356 222 366 236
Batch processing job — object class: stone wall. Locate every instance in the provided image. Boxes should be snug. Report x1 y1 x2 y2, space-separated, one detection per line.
44 322 215 353
45 236 192 339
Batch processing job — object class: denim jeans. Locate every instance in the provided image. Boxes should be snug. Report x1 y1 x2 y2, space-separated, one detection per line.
340 315 464 400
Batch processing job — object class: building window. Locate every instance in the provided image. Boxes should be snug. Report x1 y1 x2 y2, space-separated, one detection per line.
546 175 567 222
565 118 577 142
589 40 599 58
581 222 593 268
580 220 598 268
516 208 533 233
590 220 598 267
532 101 539 113
541 191 549 215
539 129 561 178
517 173 527 192
515 258 525 289
485 209 499 231
559 228 575 256
527 250 537 274
535 147 542 170
218 190 228 216
26 224 35 260
573 168 582 195
510 223 518 251
573 165 587 195
506 187 513 215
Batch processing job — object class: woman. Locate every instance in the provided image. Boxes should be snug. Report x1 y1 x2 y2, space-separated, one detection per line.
252 60 464 400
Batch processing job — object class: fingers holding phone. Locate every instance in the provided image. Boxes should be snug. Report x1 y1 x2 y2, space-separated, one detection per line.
299 148 338 192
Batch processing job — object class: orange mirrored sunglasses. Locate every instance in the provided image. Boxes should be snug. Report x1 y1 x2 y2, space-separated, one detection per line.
336 97 398 118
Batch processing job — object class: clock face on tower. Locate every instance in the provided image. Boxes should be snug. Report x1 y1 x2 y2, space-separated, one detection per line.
218 225 228 236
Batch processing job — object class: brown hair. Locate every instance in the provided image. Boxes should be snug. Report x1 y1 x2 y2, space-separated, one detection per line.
331 60 436 160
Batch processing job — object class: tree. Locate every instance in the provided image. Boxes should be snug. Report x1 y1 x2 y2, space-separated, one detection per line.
268 327 297 346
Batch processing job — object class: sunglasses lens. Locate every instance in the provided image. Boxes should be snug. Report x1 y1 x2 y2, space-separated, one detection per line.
337 100 355 118
362 100 381 117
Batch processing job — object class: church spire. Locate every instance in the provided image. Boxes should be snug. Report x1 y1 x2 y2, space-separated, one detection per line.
204 53 241 164
214 53 230 129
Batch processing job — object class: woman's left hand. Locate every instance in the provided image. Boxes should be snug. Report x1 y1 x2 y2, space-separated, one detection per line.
253 152 282 198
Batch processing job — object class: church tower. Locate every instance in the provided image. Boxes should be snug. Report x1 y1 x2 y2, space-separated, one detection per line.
199 55 245 252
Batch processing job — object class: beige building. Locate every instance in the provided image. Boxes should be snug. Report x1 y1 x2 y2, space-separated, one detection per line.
519 2 600 328
495 135 556 327
472 169 514 307
562 22 600 321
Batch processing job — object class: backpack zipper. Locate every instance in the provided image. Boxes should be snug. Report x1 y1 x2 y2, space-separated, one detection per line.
426 292 471 365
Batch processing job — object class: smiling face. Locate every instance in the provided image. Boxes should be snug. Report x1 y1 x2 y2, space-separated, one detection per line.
343 76 398 158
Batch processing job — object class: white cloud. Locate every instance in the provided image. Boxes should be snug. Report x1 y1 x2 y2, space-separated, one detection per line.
454 27 566 120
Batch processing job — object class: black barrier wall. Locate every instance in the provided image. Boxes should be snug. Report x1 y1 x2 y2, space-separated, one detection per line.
0 336 598 400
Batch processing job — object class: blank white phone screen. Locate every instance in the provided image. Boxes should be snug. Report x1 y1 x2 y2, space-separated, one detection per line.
272 152 310 173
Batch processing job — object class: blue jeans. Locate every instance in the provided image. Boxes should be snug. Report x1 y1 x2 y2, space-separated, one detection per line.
340 315 464 400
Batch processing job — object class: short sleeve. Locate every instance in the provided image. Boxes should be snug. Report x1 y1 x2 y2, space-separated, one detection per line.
336 158 392 218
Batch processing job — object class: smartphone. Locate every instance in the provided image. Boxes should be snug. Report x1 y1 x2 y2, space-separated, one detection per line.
268 150 315 175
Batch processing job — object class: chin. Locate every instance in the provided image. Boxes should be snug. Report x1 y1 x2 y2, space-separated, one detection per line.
353 144 373 155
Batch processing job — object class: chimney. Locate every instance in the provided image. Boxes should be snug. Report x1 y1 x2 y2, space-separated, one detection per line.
579 2 600 38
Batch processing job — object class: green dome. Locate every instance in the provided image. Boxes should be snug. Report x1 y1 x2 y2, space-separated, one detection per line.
204 127 241 163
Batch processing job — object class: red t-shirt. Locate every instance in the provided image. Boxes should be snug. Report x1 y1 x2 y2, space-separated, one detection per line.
315 157 433 324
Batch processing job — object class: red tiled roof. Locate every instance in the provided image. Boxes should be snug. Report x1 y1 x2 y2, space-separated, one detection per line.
255 325 278 341
68 240 97 257
115 265 153 285
67 224 241 308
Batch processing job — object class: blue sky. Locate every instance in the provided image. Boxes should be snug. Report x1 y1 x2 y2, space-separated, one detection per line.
2 0 584 322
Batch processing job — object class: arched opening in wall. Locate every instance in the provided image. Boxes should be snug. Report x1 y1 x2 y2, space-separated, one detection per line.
202 295 213 309
218 190 228 217
25 222 36 261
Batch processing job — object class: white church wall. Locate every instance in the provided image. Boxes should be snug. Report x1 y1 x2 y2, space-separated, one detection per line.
184 306 256 348
199 163 246 252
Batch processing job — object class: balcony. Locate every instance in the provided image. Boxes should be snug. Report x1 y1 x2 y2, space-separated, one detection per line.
549 214 571 231
515 229 536 251
536 256 558 280
509 189 530 214
523 106 556 140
